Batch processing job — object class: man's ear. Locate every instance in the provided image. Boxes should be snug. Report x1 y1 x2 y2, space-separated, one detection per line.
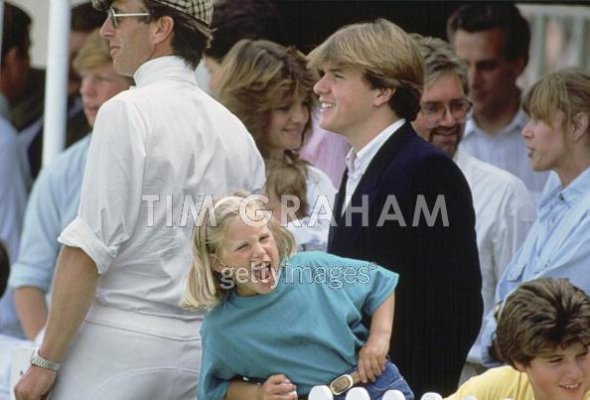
571 112 589 143
152 15 174 45
374 87 395 107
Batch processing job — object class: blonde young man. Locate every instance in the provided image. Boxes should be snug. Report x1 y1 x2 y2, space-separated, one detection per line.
411 35 536 381
14 0 265 399
447 278 590 400
308 19 482 397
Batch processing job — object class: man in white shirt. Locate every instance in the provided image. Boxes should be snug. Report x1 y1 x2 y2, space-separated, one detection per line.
412 34 536 381
447 4 549 200
309 19 482 397
14 1 265 399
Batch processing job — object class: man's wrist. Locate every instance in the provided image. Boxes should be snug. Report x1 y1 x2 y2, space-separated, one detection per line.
30 348 61 371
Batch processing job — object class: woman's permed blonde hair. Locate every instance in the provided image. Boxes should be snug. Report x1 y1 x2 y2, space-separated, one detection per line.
215 39 317 158
181 194 296 310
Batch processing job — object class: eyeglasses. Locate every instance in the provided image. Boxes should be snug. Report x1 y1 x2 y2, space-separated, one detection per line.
107 7 150 28
419 98 472 124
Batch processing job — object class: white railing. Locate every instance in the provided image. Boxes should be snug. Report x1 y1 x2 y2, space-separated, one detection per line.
42 0 70 166
518 4 590 88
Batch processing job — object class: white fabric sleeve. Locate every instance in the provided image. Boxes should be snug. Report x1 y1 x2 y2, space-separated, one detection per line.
59 99 147 274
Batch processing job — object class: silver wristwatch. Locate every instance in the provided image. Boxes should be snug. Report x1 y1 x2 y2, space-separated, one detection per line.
30 348 61 371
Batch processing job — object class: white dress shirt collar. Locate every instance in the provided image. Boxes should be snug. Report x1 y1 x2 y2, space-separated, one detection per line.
345 119 406 181
342 119 405 212
134 56 197 87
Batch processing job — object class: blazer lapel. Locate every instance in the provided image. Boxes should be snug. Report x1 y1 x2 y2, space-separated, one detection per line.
333 123 415 246
353 122 414 200
328 169 348 250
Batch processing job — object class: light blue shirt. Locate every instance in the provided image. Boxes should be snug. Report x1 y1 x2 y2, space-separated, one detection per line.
0 116 28 263
0 135 90 338
199 251 398 399
480 166 590 366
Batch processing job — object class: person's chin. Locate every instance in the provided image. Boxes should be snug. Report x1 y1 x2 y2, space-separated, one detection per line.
318 117 332 131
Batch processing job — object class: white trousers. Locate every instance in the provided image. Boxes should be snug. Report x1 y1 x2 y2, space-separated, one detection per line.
48 305 202 400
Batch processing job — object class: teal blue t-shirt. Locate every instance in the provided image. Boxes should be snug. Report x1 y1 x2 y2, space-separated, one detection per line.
198 251 399 399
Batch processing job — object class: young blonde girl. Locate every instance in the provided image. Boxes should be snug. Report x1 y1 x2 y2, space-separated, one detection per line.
183 194 413 400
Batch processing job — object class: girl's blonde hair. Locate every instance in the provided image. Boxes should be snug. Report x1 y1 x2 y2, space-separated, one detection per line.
182 194 296 310
265 156 309 220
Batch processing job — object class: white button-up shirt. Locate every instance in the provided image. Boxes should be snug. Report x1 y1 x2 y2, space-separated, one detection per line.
455 147 536 365
342 119 405 212
460 109 549 202
59 56 265 320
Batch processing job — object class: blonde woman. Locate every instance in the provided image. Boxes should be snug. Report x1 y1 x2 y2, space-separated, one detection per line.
481 68 590 367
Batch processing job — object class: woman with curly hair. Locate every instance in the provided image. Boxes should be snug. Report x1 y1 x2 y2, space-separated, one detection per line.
215 39 336 251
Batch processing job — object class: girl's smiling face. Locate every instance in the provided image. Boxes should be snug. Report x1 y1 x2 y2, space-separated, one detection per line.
212 215 280 297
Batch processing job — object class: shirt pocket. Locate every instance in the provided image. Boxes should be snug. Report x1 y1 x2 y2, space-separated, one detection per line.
506 262 527 282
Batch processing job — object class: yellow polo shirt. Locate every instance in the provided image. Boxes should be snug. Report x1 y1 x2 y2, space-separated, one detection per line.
446 365 590 400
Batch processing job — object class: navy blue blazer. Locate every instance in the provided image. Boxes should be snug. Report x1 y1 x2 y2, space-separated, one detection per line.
328 123 482 397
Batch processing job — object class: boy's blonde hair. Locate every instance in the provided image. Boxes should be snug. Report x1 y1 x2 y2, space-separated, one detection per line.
72 29 112 73
182 194 296 310
523 68 590 133
307 18 424 122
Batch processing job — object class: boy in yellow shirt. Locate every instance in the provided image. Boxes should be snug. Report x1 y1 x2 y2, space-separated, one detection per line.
447 278 590 400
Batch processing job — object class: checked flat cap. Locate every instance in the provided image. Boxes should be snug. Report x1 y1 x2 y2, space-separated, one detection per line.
92 0 213 26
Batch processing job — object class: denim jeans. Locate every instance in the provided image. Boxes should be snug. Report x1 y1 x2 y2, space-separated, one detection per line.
334 361 414 400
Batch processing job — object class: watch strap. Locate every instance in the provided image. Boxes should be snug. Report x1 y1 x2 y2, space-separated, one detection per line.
30 348 61 371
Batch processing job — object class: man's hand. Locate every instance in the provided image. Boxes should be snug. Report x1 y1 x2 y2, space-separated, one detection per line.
227 374 297 400
257 374 297 400
357 335 389 383
14 365 56 400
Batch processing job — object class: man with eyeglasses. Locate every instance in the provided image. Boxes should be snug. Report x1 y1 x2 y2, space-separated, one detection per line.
14 0 265 399
412 34 536 383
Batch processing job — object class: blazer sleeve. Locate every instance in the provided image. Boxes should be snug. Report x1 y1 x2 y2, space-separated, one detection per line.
406 154 483 395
